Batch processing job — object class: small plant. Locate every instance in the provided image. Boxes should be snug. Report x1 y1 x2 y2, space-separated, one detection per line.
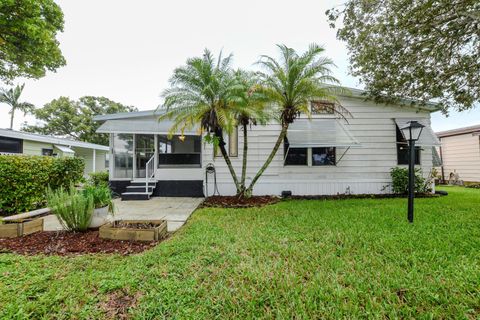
88 171 109 187
47 185 94 232
82 184 115 214
390 167 428 194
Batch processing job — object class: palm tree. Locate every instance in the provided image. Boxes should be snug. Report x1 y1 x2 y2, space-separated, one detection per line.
245 44 344 194
159 49 242 193
0 84 34 129
231 70 270 196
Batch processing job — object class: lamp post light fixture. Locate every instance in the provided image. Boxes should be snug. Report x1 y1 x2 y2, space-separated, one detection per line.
400 121 425 223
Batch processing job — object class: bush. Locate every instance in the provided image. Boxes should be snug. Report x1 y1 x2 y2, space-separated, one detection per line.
47 185 94 232
88 171 109 187
466 183 480 189
0 155 85 215
82 184 115 213
390 167 429 194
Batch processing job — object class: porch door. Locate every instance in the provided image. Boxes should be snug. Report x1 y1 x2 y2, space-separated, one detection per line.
135 134 155 178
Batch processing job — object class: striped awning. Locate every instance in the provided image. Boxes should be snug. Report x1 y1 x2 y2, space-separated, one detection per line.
287 119 361 148
394 118 441 146
96 117 199 135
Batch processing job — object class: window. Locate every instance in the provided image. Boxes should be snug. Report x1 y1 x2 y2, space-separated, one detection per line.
0 136 22 154
284 137 307 165
396 125 420 165
41 148 54 156
311 101 335 115
113 133 133 178
229 127 238 157
312 147 336 166
158 135 201 166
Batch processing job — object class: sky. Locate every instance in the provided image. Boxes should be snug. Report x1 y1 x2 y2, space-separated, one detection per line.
0 0 478 132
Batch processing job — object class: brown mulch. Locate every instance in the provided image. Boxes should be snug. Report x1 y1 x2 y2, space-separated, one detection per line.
0 230 160 256
288 193 440 200
202 195 280 208
201 193 439 208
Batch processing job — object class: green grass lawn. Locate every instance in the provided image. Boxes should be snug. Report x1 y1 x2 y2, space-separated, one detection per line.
0 186 479 319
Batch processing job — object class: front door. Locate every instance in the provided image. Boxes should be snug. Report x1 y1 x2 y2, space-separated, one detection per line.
135 134 155 178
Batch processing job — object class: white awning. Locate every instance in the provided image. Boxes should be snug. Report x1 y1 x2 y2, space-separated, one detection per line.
287 119 361 148
394 118 441 146
96 118 199 135
54 145 75 153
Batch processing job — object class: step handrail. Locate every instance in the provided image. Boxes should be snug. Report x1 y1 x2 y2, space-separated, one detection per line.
145 155 155 193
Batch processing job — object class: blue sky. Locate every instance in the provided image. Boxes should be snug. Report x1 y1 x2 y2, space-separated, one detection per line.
0 0 478 132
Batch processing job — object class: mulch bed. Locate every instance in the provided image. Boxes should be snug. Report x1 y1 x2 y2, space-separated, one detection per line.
202 195 280 208
0 230 160 256
288 193 440 200
201 193 441 208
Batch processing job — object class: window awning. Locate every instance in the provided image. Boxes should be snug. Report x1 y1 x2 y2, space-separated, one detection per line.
96 118 199 135
54 145 75 153
287 119 361 148
394 118 441 146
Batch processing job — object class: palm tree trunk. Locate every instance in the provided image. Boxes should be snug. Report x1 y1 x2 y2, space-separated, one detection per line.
9 108 15 129
246 123 289 194
217 134 241 194
237 123 248 197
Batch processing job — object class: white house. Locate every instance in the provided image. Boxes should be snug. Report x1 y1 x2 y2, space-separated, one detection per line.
0 128 109 176
437 124 480 183
94 88 441 200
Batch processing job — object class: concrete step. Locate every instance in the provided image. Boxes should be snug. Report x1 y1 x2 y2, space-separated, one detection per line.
121 192 152 201
130 181 157 187
126 186 155 193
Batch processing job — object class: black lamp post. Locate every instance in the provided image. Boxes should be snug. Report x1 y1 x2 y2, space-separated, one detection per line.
400 121 425 223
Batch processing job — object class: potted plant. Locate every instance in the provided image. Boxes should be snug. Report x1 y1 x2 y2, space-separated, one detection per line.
82 184 115 228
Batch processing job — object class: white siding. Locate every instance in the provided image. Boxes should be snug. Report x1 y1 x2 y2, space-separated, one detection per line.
203 97 434 196
440 134 480 182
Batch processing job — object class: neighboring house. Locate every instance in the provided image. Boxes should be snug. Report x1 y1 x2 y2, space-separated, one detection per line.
0 128 109 176
94 88 441 200
436 125 480 183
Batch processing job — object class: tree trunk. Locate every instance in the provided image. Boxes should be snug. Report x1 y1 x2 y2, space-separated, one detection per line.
217 133 241 194
240 123 248 194
9 108 15 129
246 123 289 194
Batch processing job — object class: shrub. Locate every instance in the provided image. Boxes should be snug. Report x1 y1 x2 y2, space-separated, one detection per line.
466 183 480 189
82 184 115 213
0 155 85 215
88 171 109 187
47 185 94 232
390 167 429 194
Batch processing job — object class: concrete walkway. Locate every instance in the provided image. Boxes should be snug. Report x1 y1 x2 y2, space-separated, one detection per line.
113 197 204 231
43 197 204 232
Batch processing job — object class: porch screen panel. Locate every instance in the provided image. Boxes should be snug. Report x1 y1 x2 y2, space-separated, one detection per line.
158 135 201 166
113 133 133 178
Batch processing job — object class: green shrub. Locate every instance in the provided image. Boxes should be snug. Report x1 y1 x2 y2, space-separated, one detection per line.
47 185 94 232
390 167 428 194
88 171 109 187
0 155 84 215
82 184 115 213
466 183 480 189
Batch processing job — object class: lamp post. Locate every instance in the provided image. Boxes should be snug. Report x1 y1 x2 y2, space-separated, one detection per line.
400 121 424 223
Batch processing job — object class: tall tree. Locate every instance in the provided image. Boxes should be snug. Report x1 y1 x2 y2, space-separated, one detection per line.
0 0 66 83
0 84 34 129
245 44 341 194
326 0 480 112
232 70 270 196
23 96 137 145
159 49 243 194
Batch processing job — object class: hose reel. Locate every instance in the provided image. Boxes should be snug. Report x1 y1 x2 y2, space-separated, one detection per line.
205 163 220 197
